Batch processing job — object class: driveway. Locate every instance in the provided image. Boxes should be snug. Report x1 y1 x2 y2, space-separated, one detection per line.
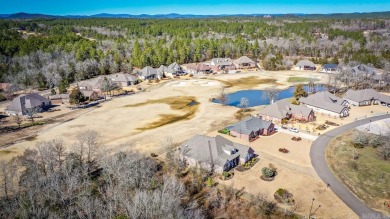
311 114 390 219
275 126 318 141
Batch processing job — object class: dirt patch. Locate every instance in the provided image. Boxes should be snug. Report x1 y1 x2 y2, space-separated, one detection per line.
234 108 256 120
125 96 200 131
212 76 281 89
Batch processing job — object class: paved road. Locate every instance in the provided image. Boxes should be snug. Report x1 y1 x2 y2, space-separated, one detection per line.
311 114 390 219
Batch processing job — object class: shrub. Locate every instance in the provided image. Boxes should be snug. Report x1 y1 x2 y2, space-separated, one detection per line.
0 93 6 102
150 153 158 157
370 136 383 148
218 128 230 134
262 164 277 178
353 133 369 148
291 99 299 105
206 177 213 187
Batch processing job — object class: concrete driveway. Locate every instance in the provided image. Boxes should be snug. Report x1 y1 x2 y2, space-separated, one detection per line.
275 126 318 141
311 114 390 219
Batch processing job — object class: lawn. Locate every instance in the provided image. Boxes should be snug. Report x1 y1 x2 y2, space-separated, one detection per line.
125 96 200 131
326 130 390 215
213 76 281 89
287 77 319 83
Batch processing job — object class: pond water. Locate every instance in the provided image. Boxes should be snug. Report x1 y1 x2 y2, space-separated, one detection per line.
213 85 327 107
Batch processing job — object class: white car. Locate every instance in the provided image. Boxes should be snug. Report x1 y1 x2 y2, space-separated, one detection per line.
289 127 299 133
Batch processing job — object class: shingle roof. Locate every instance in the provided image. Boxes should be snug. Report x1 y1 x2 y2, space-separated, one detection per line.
140 66 158 77
259 98 313 119
6 93 50 113
344 89 380 103
351 64 376 76
180 135 252 167
234 56 255 65
109 73 136 83
49 94 70 100
186 63 211 71
296 60 315 68
299 91 347 113
211 58 233 66
230 117 272 135
168 62 182 71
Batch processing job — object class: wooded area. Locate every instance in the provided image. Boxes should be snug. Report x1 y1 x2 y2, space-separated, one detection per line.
0 17 389 91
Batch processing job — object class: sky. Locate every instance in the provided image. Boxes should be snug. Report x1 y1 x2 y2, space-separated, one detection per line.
1 0 390 15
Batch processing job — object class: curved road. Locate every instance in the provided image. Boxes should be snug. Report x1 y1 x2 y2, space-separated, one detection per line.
311 114 390 219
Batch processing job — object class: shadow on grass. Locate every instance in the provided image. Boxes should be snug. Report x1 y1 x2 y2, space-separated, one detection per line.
125 96 200 131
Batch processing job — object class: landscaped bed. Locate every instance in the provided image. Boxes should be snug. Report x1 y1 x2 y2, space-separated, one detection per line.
235 157 259 172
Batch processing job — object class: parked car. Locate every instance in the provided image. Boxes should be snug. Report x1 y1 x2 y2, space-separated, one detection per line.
289 127 299 133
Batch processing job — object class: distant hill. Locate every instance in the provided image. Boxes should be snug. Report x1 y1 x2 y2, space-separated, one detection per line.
1 11 390 19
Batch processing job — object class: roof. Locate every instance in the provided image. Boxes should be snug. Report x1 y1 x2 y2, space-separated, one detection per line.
229 117 272 135
351 64 376 75
180 135 252 167
211 58 233 66
140 66 159 77
234 56 255 65
299 91 347 113
323 64 338 69
6 93 50 113
344 89 380 103
186 63 211 71
109 73 136 83
259 98 313 119
168 62 182 71
296 60 315 68
78 76 105 90
49 93 70 100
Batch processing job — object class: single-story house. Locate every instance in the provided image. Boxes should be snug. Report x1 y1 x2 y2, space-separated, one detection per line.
320 64 339 73
168 62 183 74
77 76 105 92
344 89 381 106
179 135 255 173
299 91 349 117
139 66 162 80
109 73 137 87
210 58 236 72
258 99 315 122
294 60 316 71
48 93 70 104
5 93 51 116
351 64 376 77
233 56 256 69
80 90 100 100
229 117 275 141
186 63 212 74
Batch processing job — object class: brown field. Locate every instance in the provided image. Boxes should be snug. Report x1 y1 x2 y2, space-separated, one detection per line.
327 130 390 215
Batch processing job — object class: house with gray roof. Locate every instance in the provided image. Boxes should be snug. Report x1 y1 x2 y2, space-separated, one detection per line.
186 63 212 74
294 60 316 71
233 56 256 69
109 73 137 87
168 62 183 73
299 91 349 117
179 135 255 173
78 76 105 92
49 93 70 104
5 93 51 116
320 64 339 73
344 89 381 106
210 58 236 72
258 99 315 122
229 117 275 141
139 66 162 80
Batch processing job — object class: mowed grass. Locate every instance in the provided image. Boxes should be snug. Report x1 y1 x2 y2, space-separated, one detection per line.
326 130 390 215
287 77 320 83
213 76 280 89
125 96 199 131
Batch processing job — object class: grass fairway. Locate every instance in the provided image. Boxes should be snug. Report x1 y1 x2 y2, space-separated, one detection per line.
125 96 199 131
326 130 390 215
213 76 280 89
287 77 319 83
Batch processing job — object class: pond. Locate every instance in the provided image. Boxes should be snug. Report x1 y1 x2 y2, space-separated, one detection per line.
213 85 327 107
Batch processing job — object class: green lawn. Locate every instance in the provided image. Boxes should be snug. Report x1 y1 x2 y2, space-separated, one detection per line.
326 130 390 215
287 77 319 83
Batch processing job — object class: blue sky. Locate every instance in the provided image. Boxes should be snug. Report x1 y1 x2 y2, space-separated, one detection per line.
2 0 390 15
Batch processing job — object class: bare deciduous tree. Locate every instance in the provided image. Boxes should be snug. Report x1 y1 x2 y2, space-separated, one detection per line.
263 86 280 104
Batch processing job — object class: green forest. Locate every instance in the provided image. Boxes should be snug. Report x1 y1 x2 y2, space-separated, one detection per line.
0 17 389 90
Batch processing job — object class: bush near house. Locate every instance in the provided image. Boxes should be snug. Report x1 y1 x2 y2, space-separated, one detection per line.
261 163 277 180
218 128 230 135
279 148 289 153
274 188 295 205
